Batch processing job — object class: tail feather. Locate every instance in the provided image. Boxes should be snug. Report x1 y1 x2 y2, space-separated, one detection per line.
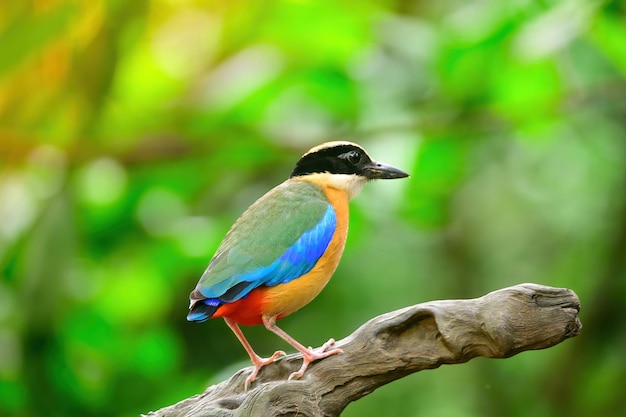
187 299 220 322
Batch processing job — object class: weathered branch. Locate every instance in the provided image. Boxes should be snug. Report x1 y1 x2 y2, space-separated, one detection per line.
143 283 581 417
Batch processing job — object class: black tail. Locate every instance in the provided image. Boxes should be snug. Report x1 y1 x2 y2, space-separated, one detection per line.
187 300 219 322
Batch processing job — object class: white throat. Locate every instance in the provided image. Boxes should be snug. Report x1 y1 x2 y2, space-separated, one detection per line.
297 173 368 200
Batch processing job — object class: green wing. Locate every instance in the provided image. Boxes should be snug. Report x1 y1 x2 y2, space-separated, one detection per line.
193 180 336 302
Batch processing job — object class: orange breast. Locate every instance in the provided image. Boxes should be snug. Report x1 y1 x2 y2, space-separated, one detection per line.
259 186 349 319
215 185 350 326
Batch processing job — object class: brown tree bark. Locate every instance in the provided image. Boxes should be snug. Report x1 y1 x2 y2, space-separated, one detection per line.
142 283 581 417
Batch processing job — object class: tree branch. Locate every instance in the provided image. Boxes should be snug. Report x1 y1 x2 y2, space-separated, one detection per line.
143 283 581 417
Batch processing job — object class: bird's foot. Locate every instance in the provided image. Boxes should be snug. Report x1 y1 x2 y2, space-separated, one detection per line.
288 338 343 380
245 350 286 390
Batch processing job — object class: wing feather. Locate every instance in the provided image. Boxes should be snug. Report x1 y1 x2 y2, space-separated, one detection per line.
191 180 336 305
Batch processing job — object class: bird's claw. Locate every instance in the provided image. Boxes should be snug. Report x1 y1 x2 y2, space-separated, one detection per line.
268 350 287 361
244 350 287 391
320 338 339 352
288 339 343 380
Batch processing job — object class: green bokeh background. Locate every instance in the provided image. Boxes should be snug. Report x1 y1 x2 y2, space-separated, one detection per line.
2 1 626 416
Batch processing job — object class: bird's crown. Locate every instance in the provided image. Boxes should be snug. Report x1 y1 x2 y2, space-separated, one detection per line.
290 141 373 178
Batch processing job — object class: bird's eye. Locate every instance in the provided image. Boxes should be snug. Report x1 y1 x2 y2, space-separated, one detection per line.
345 150 361 164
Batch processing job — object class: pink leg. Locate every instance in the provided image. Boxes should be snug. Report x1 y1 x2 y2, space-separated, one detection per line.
224 318 285 390
262 315 343 380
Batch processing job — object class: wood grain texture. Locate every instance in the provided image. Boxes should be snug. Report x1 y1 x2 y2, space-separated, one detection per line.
143 283 581 417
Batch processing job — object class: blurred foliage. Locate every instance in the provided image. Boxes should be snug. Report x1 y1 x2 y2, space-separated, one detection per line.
1 0 626 416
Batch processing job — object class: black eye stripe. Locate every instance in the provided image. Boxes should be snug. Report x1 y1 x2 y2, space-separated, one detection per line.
290 144 371 177
340 151 361 164
349 151 361 164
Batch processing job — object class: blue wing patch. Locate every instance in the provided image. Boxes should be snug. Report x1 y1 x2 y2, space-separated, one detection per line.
198 205 336 302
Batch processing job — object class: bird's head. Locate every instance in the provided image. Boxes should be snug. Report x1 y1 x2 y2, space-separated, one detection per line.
290 141 409 199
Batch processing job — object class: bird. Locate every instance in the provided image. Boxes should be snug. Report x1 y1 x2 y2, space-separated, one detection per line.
187 141 409 388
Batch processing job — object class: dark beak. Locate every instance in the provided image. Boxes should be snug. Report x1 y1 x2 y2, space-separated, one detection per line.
362 161 409 180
